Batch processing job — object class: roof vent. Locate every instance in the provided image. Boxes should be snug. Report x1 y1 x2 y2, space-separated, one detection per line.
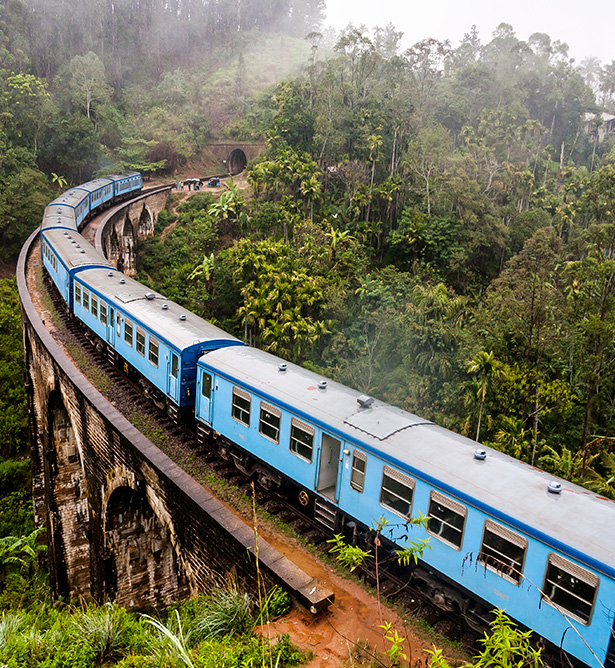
548 481 562 494
318 380 328 389
474 448 487 461
75 244 80 248
278 363 287 372
80 249 85 253
71 240 76 244
180 314 187 321
120 278 126 284
63 231 68 235
107 271 113 276
161 304 169 310
145 292 155 300
357 394 374 408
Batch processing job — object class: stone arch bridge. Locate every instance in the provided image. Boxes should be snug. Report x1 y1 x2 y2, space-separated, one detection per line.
18 189 331 611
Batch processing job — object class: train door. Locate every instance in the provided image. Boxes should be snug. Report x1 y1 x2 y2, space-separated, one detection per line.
316 433 341 502
167 352 180 403
106 306 115 345
198 371 213 423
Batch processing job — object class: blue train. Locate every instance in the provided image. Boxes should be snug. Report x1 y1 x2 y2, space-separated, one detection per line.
40 174 615 668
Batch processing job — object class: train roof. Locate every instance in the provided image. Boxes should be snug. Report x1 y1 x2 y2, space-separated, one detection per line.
75 178 114 193
105 172 141 182
42 205 77 231
76 268 243 353
42 229 112 271
199 345 615 573
49 189 89 210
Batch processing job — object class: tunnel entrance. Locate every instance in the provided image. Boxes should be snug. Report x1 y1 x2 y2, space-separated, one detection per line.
228 148 247 175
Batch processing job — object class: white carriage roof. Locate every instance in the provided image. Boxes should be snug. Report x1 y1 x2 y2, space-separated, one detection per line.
77 267 242 352
49 189 89 209
42 205 78 230
43 229 112 269
200 345 615 571
75 178 114 193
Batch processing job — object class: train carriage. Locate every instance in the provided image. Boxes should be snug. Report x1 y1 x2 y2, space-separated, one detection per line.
47 188 91 229
195 346 615 668
41 204 78 232
40 229 113 306
73 268 244 414
108 172 143 198
74 177 115 211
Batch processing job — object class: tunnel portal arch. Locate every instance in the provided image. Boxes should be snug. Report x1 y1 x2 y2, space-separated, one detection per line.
228 148 247 175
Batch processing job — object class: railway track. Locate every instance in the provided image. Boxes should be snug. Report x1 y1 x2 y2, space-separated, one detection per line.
42 268 479 655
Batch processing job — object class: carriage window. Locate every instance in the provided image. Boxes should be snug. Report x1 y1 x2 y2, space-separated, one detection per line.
75 284 81 305
124 319 133 347
136 328 145 356
479 520 527 584
427 491 466 549
100 302 107 325
91 294 98 319
201 372 211 397
350 451 367 492
148 337 159 367
542 554 598 625
289 418 314 462
232 387 251 426
380 466 415 518
259 404 281 443
82 289 89 311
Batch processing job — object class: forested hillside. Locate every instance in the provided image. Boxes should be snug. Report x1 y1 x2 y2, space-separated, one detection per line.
138 23 615 498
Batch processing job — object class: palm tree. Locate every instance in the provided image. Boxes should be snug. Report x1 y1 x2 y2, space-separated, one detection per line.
467 351 501 442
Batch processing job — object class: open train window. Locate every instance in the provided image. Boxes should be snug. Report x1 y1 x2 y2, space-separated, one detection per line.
380 466 414 518
100 302 107 325
124 319 133 347
289 418 314 462
231 387 251 426
91 294 98 319
82 289 90 312
542 554 598 625
136 328 145 356
479 520 527 584
350 451 367 492
148 337 159 367
75 284 81 305
427 491 466 549
259 403 281 443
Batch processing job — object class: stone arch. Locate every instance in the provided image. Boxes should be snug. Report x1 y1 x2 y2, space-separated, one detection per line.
120 214 136 276
103 483 189 607
228 148 247 175
137 205 153 240
46 389 90 599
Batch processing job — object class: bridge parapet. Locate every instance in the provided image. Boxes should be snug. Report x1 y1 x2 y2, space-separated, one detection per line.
18 212 332 611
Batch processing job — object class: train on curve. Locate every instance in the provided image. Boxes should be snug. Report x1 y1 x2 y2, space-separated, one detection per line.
40 173 615 668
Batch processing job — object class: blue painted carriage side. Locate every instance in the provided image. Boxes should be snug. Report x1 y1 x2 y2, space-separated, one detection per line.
73 277 241 408
198 371 319 487
196 361 614 668
196 360 615 583
109 173 143 198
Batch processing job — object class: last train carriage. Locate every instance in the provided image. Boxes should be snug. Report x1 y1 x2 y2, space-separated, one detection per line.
195 346 615 668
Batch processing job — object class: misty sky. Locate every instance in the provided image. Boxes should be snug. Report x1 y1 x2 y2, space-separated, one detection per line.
324 0 615 65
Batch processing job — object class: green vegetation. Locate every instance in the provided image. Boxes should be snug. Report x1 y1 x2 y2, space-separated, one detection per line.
0 589 311 668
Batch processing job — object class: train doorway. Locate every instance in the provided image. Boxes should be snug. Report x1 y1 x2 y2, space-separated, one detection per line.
317 434 341 501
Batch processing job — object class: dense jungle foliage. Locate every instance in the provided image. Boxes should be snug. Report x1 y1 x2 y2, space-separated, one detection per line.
1 1 615 662
137 25 615 499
